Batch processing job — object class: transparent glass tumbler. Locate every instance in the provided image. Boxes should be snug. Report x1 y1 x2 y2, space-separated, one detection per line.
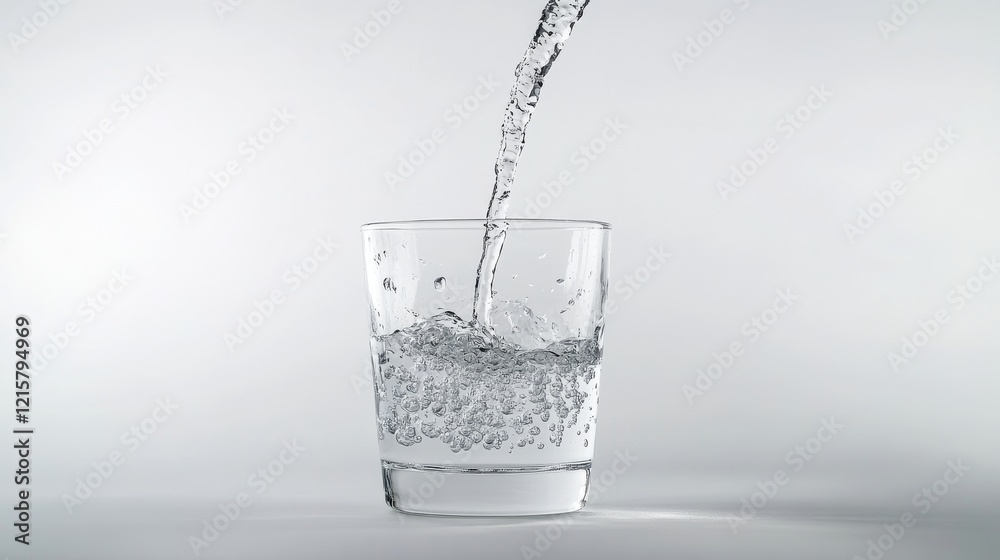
361 219 611 516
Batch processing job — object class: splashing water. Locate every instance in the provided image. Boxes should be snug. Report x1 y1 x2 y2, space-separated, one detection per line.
471 0 592 329
373 312 600 460
372 1 597 463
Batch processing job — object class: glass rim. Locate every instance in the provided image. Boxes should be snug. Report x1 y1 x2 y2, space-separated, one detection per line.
361 218 611 231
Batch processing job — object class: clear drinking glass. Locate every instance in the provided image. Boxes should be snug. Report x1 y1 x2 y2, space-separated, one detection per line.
361 219 611 516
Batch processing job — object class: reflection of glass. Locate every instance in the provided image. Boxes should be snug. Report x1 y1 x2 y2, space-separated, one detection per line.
362 219 611 515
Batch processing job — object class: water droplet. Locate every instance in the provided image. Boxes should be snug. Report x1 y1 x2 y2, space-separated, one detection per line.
583 439 589 447
556 278 564 284
433 277 447 291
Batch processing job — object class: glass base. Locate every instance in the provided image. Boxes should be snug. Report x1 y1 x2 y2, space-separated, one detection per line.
381 460 591 516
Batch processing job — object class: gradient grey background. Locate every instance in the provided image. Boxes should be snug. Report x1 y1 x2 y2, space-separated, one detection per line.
1 0 998 558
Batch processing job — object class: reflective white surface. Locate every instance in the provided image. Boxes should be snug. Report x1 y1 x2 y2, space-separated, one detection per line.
31 495 1000 559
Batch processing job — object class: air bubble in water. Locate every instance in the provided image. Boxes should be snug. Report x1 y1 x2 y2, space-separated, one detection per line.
395 427 420 446
401 396 420 413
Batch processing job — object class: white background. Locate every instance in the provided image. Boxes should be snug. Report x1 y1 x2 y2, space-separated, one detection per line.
1 0 998 558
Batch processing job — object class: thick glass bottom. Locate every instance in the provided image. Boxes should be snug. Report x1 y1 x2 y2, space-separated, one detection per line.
381 460 591 516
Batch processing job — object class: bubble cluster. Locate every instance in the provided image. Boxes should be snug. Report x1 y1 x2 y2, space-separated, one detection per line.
373 312 600 454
